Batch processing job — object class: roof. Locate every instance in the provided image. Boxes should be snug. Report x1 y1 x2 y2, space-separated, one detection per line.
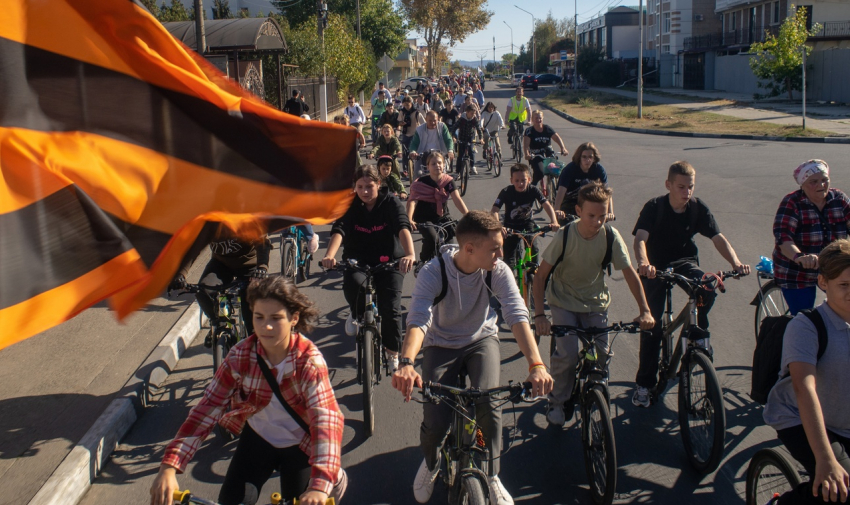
162 17 287 53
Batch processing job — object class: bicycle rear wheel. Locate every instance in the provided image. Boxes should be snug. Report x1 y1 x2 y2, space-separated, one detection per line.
297 238 311 283
678 351 726 474
582 386 617 505
754 280 788 339
458 475 487 505
745 448 802 505
281 239 297 283
361 327 376 438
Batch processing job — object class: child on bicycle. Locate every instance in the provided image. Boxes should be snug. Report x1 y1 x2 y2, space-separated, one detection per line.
368 123 403 178
321 165 415 370
631 161 750 408
150 277 346 505
481 101 504 157
490 163 560 269
554 142 613 222
533 182 654 426
763 239 850 504
377 155 407 200
407 151 469 263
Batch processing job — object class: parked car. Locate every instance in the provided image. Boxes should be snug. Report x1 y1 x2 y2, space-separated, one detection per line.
535 73 561 85
401 77 438 91
512 73 525 86
521 74 538 90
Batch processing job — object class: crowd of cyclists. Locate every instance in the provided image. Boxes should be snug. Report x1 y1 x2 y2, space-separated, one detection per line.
148 76 850 505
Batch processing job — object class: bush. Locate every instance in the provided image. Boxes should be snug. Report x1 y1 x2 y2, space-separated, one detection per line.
588 61 621 87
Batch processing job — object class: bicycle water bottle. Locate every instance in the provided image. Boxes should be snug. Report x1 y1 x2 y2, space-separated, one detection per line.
218 295 230 318
756 256 773 275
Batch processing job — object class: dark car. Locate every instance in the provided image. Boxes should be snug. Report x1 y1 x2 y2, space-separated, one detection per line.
521 74 538 91
535 73 561 85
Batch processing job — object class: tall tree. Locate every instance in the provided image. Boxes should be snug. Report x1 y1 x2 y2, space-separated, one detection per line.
139 0 161 17
749 5 821 99
401 0 492 76
212 0 233 19
158 0 190 21
576 44 605 78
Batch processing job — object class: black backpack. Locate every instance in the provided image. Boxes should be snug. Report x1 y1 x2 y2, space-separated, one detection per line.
545 222 615 290
433 253 492 305
750 309 828 404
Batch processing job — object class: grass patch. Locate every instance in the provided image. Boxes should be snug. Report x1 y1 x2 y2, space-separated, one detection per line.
541 89 840 138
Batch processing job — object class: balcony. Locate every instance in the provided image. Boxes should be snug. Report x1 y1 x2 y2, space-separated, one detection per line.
684 32 723 50
722 25 779 46
811 20 850 38
714 0 752 12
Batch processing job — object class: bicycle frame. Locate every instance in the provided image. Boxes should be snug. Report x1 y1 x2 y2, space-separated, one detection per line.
356 268 385 383
506 227 550 299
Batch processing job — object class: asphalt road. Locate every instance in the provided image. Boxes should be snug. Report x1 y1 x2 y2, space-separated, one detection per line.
81 84 849 505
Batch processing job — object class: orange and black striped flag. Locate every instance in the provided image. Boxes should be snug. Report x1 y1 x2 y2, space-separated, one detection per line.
0 0 357 349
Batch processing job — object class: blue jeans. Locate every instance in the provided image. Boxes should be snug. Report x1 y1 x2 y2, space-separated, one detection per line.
781 286 817 315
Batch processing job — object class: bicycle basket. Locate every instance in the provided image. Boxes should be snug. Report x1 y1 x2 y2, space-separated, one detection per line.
542 158 566 176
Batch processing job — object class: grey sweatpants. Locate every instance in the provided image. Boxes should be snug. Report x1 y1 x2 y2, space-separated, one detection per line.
548 307 609 405
420 335 502 476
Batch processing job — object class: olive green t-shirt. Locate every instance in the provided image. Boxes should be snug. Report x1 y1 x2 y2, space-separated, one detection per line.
542 221 632 312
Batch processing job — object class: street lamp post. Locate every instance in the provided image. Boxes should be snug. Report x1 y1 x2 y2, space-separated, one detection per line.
503 21 514 75
317 0 328 121
574 0 578 86
515 6 536 74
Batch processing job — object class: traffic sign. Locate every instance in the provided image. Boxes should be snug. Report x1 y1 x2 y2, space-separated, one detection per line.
560 50 567 61
378 54 394 73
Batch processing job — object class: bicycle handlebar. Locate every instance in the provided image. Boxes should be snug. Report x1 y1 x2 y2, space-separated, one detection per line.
504 224 554 236
420 380 533 403
168 279 248 298
172 490 336 505
651 269 747 294
323 259 401 275
416 220 458 231
550 322 640 337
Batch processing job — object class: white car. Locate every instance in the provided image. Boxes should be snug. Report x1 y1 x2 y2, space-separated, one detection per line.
401 77 438 91
512 73 525 86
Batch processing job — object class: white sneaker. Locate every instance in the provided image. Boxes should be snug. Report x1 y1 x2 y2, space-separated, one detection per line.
488 475 514 505
632 386 651 408
344 314 357 336
413 456 441 503
471 167 479 175
307 234 319 254
546 403 565 427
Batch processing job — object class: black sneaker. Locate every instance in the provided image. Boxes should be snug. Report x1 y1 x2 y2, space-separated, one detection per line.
204 332 213 348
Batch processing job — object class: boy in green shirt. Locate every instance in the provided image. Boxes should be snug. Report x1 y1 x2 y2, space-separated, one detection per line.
532 182 655 426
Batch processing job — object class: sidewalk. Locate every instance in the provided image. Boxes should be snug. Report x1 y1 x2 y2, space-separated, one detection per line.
597 87 850 136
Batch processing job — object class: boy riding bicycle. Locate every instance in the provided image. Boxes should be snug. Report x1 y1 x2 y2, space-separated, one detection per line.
631 161 750 408
491 163 560 268
532 182 654 426
392 211 553 505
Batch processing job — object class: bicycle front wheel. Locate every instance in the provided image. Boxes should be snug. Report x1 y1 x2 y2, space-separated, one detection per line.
460 159 470 196
745 448 802 505
582 386 617 505
361 327 376 438
493 151 502 177
546 176 557 205
678 351 726 474
458 474 487 505
282 239 297 283
754 280 788 339
213 331 235 442
298 239 310 283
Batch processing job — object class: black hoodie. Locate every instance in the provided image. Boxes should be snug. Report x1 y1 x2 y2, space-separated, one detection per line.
331 191 411 266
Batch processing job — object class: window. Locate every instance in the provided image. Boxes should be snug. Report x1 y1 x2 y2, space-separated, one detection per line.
663 12 671 33
600 30 607 48
773 1 780 23
662 44 671 54
731 11 736 30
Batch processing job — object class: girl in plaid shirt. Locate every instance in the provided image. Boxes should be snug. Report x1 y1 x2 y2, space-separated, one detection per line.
150 277 345 505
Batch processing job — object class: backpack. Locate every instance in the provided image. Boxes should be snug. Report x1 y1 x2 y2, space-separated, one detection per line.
750 309 828 405
544 222 615 290
433 253 492 305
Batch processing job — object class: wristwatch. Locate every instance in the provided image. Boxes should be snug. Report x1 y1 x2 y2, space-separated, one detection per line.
793 252 802 261
399 357 414 368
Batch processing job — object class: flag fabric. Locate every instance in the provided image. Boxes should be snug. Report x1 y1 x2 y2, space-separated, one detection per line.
0 0 357 349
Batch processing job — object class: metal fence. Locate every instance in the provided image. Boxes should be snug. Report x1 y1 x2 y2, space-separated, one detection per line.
813 20 850 38
684 33 724 51
284 76 341 118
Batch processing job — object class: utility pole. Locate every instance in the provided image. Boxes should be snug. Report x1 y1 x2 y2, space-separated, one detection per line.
504 21 514 75
638 0 643 118
515 6 536 74
574 0 578 86
317 0 328 121
802 45 807 129
356 0 364 106
193 0 206 54
493 37 496 74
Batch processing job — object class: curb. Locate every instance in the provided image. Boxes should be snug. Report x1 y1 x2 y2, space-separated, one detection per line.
538 98 850 144
28 303 208 505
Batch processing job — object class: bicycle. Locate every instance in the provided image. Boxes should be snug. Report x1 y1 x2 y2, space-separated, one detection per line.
172 488 336 505
745 447 804 505
280 226 312 284
540 156 566 206
415 220 458 276
455 141 480 197
646 269 746 473
483 129 503 178
326 259 401 437
507 119 527 162
550 322 640 505
415 377 534 505
751 256 789 340
504 225 554 344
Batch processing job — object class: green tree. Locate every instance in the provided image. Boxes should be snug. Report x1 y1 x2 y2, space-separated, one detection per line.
401 0 492 76
139 0 161 18
158 0 190 21
576 44 605 79
212 0 233 19
749 5 821 99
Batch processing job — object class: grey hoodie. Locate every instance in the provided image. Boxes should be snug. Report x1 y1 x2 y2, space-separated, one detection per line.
406 245 529 349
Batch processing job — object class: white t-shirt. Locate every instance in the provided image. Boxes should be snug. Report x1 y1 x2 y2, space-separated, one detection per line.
248 358 306 448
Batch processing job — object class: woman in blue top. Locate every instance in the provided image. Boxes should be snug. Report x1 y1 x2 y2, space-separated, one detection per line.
554 142 614 222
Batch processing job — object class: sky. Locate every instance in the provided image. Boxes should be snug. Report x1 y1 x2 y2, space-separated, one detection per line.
410 0 637 63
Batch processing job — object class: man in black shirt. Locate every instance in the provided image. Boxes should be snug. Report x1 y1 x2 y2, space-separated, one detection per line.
283 90 310 117
450 106 483 174
439 102 461 171
630 161 750 408
380 102 400 131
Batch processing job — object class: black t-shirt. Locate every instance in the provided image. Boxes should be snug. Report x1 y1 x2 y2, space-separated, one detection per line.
331 191 410 266
400 107 421 136
439 108 460 129
524 125 556 151
380 110 400 130
412 176 457 223
557 162 608 193
493 185 546 230
632 195 721 269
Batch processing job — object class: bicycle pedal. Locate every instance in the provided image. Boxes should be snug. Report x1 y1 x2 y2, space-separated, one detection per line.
204 333 213 348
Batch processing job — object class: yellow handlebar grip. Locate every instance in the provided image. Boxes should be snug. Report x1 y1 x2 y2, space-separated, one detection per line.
172 490 191 503
270 492 282 505
290 497 334 505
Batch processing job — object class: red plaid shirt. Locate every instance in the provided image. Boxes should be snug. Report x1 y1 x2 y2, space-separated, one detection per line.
161 333 343 495
773 188 850 289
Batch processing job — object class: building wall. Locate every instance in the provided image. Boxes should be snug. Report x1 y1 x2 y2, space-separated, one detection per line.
611 26 640 55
